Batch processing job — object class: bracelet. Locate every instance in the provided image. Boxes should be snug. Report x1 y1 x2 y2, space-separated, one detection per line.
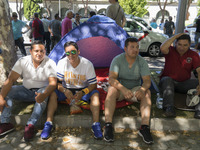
82 88 89 95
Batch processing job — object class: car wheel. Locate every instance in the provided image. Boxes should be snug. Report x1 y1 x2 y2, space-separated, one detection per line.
147 43 161 57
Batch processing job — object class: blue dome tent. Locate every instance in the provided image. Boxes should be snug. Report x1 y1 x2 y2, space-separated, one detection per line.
49 15 130 67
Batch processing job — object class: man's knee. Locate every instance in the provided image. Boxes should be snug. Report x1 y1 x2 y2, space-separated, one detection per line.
106 86 119 99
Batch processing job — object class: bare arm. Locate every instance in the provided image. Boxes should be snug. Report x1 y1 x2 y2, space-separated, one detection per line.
160 33 185 54
135 75 151 100
121 17 126 28
35 77 57 103
109 71 134 99
0 71 20 112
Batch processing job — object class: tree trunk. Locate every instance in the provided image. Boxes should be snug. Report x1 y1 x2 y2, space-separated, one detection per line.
0 0 17 86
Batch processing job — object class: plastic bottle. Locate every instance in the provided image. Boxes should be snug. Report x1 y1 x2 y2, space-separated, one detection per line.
156 93 163 109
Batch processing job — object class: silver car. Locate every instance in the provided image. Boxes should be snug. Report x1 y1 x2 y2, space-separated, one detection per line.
124 18 168 57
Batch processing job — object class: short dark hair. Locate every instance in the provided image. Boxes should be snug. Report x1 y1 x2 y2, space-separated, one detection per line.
64 41 79 50
12 12 18 18
125 37 138 47
89 11 96 17
34 12 39 18
176 34 191 44
55 13 59 19
31 40 45 50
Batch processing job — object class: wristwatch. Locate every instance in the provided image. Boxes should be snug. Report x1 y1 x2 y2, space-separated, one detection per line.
82 90 86 96
63 88 66 93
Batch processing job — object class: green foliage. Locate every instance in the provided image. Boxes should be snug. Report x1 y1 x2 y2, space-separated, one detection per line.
23 0 43 20
198 0 200 16
119 0 148 17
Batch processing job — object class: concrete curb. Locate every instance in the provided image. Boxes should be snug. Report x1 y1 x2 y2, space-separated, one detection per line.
9 114 200 131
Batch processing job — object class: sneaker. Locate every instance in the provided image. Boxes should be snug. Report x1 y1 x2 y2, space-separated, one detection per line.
103 123 114 142
0 123 14 136
24 124 35 142
41 121 53 140
91 122 103 139
138 125 154 145
164 106 176 117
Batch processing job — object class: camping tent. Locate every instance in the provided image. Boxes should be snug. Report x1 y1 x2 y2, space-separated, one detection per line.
49 15 130 67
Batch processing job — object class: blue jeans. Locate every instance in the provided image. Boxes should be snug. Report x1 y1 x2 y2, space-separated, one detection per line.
1 85 48 125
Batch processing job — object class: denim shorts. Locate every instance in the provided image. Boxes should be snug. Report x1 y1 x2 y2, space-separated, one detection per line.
55 88 99 102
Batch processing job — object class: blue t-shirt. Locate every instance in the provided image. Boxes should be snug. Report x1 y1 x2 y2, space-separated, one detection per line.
110 53 150 89
12 20 26 40
150 22 157 29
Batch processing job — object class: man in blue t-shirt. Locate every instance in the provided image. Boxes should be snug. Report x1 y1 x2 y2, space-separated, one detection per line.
12 12 30 56
104 37 153 145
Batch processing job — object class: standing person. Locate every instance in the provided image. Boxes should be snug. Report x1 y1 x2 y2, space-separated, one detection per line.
150 18 158 29
0 41 57 141
159 18 165 31
61 10 73 37
31 13 44 41
192 15 200 49
159 33 200 118
89 11 96 18
11 12 30 56
41 13 51 55
40 41 103 140
48 13 61 50
106 0 126 28
73 13 82 29
103 37 153 144
164 16 175 38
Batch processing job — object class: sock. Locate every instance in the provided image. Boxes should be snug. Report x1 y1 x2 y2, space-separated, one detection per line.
140 125 149 129
105 122 112 126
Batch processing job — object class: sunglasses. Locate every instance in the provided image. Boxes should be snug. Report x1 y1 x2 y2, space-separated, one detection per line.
65 50 77 56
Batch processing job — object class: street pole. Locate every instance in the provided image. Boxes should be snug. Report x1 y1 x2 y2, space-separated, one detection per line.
59 0 61 18
175 0 188 34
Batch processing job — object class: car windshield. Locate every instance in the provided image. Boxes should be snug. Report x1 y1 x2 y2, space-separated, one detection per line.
134 18 148 27
124 21 143 33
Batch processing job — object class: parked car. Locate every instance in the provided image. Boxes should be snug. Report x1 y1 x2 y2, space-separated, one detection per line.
184 24 195 43
124 18 168 57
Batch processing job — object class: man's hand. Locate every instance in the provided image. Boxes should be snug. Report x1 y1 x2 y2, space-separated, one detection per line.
64 89 73 100
0 99 8 112
35 92 46 103
74 91 83 101
135 88 146 100
121 87 134 100
196 85 200 95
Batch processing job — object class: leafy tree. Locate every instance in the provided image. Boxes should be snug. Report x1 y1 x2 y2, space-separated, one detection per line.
23 0 43 20
198 0 200 16
0 0 17 85
119 0 148 17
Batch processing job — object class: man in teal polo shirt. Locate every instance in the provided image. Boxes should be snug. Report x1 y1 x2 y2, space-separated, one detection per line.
103 37 153 144
12 12 30 56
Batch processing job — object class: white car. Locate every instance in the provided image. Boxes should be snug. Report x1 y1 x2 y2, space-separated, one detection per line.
184 24 195 43
124 18 168 57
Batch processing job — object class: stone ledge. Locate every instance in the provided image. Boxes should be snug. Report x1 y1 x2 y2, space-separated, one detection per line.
5 114 200 131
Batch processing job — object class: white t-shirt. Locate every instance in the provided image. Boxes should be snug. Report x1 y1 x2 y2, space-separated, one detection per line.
57 56 97 89
12 55 57 89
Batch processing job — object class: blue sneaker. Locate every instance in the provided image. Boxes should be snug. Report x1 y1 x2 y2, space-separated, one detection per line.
41 121 53 140
91 122 103 139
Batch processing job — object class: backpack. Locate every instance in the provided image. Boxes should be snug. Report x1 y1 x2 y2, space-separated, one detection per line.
36 19 44 36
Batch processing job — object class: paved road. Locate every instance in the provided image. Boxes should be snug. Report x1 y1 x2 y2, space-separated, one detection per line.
1 126 200 150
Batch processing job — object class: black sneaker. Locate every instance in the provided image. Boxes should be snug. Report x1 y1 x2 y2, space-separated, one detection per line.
103 123 114 142
164 106 176 117
194 110 200 119
138 125 154 145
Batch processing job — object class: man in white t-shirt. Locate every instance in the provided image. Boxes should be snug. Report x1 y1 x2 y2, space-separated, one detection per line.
41 41 103 140
0 41 57 141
